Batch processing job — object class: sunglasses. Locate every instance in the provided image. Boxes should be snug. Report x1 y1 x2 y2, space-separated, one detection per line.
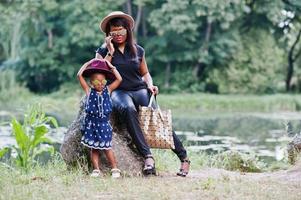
92 79 107 86
109 29 127 37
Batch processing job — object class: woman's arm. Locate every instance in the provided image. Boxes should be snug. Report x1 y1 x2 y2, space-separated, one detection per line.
77 59 94 95
96 51 113 62
140 56 159 95
106 61 122 94
95 36 115 62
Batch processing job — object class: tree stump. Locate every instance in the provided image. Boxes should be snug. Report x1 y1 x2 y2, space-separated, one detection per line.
60 96 144 176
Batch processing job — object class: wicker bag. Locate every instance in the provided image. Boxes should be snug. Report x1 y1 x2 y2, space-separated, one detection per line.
138 95 175 149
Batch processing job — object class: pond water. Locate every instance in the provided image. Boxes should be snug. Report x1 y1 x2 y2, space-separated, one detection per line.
1 112 300 163
174 112 301 162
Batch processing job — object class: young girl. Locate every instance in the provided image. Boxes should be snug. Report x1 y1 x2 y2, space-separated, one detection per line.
77 58 122 178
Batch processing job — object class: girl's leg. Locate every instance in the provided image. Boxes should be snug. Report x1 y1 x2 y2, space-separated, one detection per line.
104 149 121 178
91 149 100 170
104 149 117 169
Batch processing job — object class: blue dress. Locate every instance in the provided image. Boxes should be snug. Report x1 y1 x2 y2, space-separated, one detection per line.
81 87 113 149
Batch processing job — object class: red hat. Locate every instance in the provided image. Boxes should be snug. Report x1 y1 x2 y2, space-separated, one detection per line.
82 59 115 80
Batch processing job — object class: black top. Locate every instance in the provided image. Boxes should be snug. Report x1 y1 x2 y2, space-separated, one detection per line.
96 44 147 91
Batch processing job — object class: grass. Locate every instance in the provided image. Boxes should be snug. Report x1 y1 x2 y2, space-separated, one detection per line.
2 82 301 126
158 93 301 119
0 154 300 200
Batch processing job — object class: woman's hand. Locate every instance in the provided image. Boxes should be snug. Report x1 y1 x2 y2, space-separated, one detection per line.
148 85 159 95
105 36 115 54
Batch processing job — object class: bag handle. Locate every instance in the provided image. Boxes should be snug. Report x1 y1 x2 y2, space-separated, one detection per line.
147 94 156 107
148 94 164 120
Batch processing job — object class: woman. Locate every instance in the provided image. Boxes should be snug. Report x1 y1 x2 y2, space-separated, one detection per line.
95 11 190 176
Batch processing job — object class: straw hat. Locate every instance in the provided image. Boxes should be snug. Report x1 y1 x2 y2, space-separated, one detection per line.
82 59 115 80
99 11 135 33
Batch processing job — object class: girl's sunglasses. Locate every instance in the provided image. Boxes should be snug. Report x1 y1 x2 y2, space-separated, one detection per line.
109 29 127 37
92 79 107 86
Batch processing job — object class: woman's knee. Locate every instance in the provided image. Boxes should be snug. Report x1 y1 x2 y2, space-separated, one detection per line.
114 104 136 115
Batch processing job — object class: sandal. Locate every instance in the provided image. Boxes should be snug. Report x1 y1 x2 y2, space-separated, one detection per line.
143 155 156 176
111 168 121 178
90 169 102 177
176 159 190 177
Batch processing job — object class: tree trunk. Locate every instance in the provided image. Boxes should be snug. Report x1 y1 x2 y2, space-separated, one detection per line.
164 62 171 89
125 0 132 16
286 54 294 91
47 28 53 49
194 19 212 78
10 15 22 59
286 28 301 91
142 8 147 38
134 5 143 39
60 96 144 176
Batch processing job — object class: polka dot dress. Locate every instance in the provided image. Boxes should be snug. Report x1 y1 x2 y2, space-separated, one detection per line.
81 87 113 149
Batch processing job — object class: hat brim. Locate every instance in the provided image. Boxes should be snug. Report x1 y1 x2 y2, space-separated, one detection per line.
100 13 135 33
82 69 115 80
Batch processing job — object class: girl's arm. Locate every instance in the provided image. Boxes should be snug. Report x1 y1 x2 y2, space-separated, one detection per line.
77 59 94 95
139 55 159 95
106 61 122 94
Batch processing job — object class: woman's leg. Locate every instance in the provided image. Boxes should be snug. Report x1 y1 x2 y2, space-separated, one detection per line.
91 149 100 170
172 131 188 161
111 89 155 175
104 149 117 169
172 132 190 176
111 90 151 157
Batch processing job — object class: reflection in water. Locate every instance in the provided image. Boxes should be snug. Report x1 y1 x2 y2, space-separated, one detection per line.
176 131 290 161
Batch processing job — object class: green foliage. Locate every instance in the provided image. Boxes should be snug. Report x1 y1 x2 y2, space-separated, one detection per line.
0 0 124 93
208 29 285 94
0 0 300 94
8 104 58 171
213 150 266 172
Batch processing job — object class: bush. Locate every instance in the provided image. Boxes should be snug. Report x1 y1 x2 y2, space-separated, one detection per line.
213 150 266 172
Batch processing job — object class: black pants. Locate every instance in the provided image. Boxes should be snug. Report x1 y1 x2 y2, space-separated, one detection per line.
111 89 187 161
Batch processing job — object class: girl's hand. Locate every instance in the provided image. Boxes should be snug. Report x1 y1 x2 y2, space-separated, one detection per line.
105 36 115 55
78 58 95 76
105 60 116 70
148 85 159 95
86 58 96 65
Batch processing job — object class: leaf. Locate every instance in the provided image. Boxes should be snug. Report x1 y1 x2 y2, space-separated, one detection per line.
31 125 48 147
0 147 9 158
38 137 53 144
45 116 58 128
33 146 55 159
11 118 29 152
